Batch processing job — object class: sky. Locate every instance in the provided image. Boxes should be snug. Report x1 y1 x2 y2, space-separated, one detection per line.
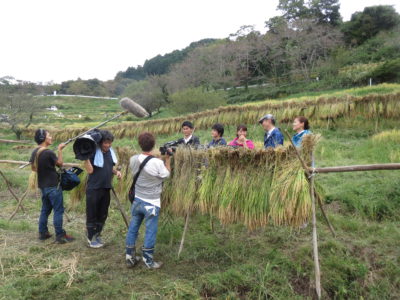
1 0 398 83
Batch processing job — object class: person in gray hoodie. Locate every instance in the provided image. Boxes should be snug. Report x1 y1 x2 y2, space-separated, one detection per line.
125 132 171 269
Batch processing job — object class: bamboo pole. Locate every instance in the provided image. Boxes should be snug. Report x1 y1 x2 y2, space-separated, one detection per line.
310 163 400 173
0 139 33 144
0 170 25 213
0 160 80 168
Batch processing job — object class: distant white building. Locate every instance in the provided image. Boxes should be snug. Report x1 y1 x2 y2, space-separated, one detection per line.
46 105 58 111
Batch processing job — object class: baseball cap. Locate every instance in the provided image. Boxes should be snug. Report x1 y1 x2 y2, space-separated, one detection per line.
258 114 275 124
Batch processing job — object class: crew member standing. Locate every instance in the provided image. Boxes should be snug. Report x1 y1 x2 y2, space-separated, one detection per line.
125 132 171 269
84 130 121 248
30 129 75 244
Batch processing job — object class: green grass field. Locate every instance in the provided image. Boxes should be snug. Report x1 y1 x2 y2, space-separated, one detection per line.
0 85 399 299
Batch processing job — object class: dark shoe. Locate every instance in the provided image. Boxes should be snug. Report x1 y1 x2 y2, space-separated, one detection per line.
126 255 140 268
39 232 52 241
56 233 75 244
126 248 140 268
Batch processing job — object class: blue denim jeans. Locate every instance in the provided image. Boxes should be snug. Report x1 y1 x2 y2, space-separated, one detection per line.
126 198 160 253
39 186 65 237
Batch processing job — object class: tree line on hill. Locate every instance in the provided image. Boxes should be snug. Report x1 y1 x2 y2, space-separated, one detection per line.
1 1 400 119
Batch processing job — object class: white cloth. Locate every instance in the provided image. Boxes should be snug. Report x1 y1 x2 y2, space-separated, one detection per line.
267 127 276 139
134 154 170 207
93 147 118 167
184 135 192 144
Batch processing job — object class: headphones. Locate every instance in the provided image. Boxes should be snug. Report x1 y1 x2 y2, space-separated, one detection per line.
38 128 46 144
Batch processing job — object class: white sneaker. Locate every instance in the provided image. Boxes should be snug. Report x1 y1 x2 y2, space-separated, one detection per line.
87 237 104 248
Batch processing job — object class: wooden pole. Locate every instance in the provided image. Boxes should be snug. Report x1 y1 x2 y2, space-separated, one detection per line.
111 187 129 229
0 170 25 213
310 163 400 173
315 193 336 238
0 139 33 144
9 188 29 220
0 160 80 168
283 130 336 237
178 211 190 258
310 168 322 299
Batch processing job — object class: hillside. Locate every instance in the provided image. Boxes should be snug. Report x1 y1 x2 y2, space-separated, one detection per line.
1 86 399 299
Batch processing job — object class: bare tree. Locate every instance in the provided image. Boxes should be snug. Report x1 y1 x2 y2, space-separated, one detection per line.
123 79 166 117
0 92 39 139
284 19 343 80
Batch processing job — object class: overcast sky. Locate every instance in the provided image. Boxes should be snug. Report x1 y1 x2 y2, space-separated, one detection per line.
1 0 398 83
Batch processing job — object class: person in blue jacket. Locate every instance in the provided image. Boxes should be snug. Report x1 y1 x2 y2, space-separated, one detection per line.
259 114 284 148
208 123 227 148
292 116 311 147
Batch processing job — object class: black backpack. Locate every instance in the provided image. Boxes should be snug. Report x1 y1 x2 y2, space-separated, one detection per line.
59 167 83 191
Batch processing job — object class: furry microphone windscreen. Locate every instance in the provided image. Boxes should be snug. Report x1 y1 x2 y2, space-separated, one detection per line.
119 98 149 118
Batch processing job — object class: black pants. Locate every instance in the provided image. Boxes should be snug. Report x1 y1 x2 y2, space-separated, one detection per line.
86 188 111 240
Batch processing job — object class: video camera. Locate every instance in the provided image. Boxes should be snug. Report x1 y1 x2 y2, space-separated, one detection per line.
159 140 180 156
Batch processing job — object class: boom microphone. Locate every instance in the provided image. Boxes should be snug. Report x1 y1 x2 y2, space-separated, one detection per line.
120 97 149 118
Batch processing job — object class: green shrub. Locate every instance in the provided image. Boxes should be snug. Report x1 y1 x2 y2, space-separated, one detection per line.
170 88 226 114
371 58 400 83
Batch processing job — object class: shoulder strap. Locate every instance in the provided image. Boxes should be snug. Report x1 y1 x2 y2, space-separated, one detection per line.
130 155 154 191
32 147 47 172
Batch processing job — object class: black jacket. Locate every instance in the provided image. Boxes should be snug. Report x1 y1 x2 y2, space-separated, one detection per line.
177 136 200 147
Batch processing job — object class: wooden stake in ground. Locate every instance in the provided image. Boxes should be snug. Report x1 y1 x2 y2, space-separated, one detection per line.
310 167 322 300
283 130 336 237
9 188 29 221
178 211 190 258
0 170 26 213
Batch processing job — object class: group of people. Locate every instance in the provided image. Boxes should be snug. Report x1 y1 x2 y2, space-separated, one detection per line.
29 114 311 269
177 114 310 150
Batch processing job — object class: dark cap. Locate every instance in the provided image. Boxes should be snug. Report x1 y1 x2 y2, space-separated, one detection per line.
258 114 275 124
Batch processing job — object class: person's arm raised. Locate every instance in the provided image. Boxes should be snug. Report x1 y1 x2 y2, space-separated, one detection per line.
164 155 171 172
55 143 66 167
84 159 94 174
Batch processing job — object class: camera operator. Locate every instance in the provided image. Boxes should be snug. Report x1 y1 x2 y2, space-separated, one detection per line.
125 132 171 269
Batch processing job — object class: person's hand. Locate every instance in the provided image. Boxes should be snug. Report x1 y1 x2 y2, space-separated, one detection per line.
58 143 66 151
115 170 122 179
238 135 247 144
167 148 173 154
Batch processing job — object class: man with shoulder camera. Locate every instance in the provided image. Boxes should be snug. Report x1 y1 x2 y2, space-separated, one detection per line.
83 130 121 248
125 132 171 269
